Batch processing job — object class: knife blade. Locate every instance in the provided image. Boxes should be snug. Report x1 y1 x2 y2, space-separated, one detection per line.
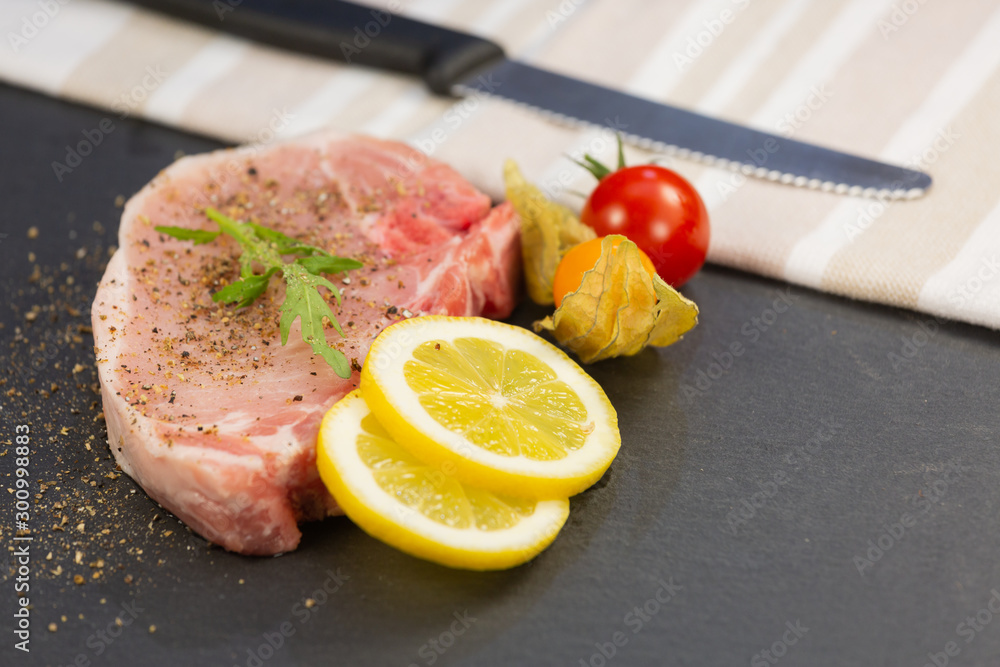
123 0 932 199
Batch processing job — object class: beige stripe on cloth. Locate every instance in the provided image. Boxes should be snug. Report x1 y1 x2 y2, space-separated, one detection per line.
179 46 344 143
823 68 1000 307
59 10 214 116
722 0 850 121
783 3 1000 299
795 0 997 155
534 0 701 86
668 0 792 110
704 0 996 280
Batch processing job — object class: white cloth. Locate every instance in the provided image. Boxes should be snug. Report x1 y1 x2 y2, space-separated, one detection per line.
4 0 1000 329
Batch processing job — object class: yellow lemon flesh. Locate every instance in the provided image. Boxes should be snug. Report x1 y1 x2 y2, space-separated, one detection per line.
360 316 621 499
317 391 570 570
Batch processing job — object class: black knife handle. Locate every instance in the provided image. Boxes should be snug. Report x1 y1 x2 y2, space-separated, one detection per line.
125 0 505 94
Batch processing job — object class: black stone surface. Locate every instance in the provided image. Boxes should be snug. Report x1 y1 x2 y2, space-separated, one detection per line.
2 82 1000 667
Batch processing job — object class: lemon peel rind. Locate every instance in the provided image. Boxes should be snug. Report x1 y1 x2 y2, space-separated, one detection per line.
317 391 570 571
360 316 621 499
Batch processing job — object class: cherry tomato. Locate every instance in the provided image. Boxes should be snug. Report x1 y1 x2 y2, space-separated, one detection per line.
581 165 709 287
552 236 656 308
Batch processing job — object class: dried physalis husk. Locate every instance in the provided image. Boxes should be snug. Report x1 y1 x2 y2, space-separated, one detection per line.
504 160 596 305
534 236 699 363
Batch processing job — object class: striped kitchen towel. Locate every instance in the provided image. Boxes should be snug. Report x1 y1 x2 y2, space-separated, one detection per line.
3 0 1000 330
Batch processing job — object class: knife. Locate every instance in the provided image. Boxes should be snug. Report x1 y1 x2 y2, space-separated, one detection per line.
123 0 932 200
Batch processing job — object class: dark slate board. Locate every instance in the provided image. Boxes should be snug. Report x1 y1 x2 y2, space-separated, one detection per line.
3 82 1000 667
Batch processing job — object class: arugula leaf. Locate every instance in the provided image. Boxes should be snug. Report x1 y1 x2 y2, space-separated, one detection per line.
155 225 220 245
156 208 361 378
211 269 279 309
246 221 319 256
280 264 351 378
296 255 363 275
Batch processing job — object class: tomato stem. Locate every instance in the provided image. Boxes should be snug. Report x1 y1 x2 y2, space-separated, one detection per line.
570 133 627 182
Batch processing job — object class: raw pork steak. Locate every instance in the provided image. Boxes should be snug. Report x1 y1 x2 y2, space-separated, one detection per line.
92 132 520 555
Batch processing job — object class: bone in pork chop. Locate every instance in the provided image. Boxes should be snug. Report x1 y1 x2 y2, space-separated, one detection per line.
92 132 521 555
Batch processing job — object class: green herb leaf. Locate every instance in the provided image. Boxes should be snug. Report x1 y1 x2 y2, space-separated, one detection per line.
155 225 220 245
280 264 350 376
212 268 279 308
246 221 320 256
297 255 363 276
161 208 361 378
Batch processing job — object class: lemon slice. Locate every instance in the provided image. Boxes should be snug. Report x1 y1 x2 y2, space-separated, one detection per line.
317 391 570 570
360 316 621 499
